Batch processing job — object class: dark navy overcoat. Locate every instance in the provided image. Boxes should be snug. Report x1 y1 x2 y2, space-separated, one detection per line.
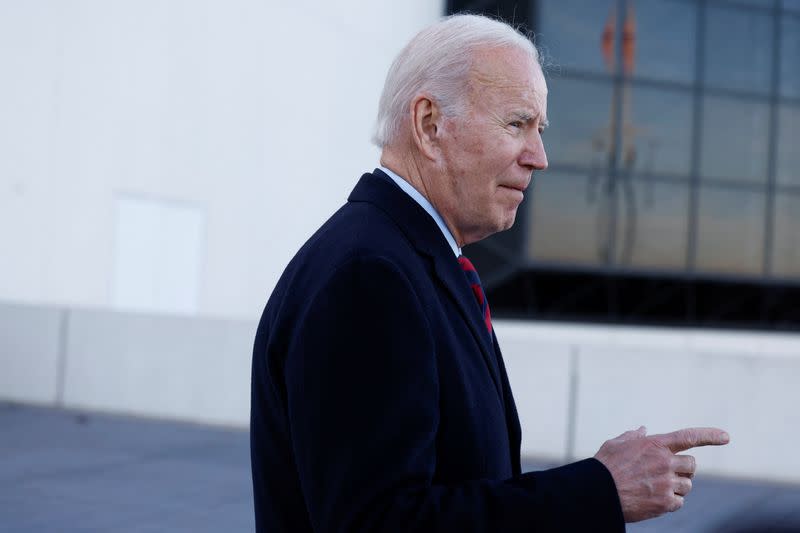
250 170 625 532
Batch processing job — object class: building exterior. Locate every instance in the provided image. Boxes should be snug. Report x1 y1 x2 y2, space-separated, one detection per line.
450 0 800 330
2 0 799 486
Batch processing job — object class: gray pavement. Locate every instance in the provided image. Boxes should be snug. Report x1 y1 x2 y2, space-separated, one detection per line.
2 401 798 532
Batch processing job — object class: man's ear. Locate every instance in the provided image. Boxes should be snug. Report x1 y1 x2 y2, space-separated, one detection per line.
409 95 443 161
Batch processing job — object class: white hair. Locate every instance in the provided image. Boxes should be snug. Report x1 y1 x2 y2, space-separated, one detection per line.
372 14 540 148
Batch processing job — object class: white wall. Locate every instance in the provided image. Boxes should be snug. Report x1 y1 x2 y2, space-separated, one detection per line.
498 321 800 483
0 0 443 320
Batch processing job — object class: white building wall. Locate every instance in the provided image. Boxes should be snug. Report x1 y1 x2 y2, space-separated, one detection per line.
497 321 800 483
0 0 444 319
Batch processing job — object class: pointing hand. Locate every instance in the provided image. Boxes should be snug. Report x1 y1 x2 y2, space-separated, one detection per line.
594 426 730 523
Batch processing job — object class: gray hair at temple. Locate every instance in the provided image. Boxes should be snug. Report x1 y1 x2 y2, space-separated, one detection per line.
372 14 540 148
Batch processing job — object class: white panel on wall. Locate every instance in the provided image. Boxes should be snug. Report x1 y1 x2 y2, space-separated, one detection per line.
112 194 205 314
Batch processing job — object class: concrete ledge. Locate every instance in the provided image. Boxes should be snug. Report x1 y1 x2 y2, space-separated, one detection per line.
2 304 799 482
62 309 256 427
497 323 572 460
496 319 800 483
0 301 63 405
572 346 800 482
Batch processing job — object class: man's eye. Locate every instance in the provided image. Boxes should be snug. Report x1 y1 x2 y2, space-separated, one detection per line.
509 121 523 129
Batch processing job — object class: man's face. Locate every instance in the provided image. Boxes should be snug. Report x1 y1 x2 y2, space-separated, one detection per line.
428 46 548 247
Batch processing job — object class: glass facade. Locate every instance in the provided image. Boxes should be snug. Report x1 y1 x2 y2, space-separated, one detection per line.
446 0 800 328
783 14 800 97
528 0 800 282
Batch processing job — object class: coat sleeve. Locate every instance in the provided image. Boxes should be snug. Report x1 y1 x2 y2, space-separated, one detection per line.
284 255 625 532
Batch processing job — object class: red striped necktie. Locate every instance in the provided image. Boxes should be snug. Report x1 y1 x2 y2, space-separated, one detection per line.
458 255 492 334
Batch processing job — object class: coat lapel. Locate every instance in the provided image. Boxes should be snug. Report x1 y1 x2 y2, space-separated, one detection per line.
493 334 522 476
348 171 504 400
431 253 504 398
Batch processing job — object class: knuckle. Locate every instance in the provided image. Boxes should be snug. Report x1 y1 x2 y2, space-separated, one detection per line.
660 498 675 514
672 496 685 512
657 454 672 474
669 454 679 468
675 477 692 495
673 453 697 475
657 480 673 497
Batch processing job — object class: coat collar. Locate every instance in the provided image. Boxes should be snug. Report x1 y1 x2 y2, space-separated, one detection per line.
347 171 503 398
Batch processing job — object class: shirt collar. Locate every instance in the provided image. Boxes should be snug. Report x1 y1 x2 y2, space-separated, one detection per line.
378 166 461 257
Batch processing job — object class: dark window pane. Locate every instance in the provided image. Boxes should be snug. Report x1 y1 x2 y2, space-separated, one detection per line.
544 77 614 168
634 0 696 83
705 5 773 93
781 14 800 98
721 0 776 6
783 0 800 11
538 0 616 75
616 180 689 270
777 104 800 186
696 187 766 275
772 192 800 278
700 96 770 184
630 86 693 176
528 171 609 266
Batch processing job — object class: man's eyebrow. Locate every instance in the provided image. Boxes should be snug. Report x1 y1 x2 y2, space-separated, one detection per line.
511 111 549 128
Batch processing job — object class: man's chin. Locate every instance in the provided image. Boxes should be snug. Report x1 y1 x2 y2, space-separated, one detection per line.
500 210 518 231
485 216 516 239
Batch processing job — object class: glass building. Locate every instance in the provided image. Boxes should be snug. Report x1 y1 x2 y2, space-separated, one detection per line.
448 0 800 329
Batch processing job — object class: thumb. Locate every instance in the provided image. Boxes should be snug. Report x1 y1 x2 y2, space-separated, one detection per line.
616 425 647 441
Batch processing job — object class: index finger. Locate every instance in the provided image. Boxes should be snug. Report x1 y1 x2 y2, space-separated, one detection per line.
650 427 730 453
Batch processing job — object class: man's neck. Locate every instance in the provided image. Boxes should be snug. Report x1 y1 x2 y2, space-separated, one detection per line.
377 161 462 258
380 147 466 249
379 151 426 198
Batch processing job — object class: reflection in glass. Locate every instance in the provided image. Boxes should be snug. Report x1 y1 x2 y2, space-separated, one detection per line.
544 77 614 168
529 171 608 266
784 0 800 12
781 15 800 98
777 104 800 186
696 187 765 275
617 179 689 270
634 0 696 83
538 0 616 74
630 86 693 176
705 5 772 93
700 96 770 184
722 0 776 6
772 193 800 278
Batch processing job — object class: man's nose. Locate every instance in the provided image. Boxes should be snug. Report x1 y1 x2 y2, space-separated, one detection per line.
519 133 548 171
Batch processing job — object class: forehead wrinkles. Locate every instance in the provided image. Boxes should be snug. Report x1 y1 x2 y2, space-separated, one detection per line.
466 63 547 115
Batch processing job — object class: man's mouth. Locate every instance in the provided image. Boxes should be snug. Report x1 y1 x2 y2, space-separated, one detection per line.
499 184 527 193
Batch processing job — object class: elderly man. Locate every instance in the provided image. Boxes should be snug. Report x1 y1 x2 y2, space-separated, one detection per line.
250 14 728 532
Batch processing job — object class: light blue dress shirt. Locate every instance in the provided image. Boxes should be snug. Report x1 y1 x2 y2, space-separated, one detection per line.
379 166 462 258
